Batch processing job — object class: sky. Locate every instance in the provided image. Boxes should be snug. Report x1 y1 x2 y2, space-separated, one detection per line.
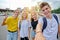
0 0 60 10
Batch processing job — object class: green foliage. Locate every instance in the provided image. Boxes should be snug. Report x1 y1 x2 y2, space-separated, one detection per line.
51 8 60 14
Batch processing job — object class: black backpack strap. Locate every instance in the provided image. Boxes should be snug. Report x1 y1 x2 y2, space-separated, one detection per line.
42 17 47 32
53 14 59 39
53 14 59 24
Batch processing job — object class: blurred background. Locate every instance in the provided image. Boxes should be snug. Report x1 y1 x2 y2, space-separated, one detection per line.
0 0 60 40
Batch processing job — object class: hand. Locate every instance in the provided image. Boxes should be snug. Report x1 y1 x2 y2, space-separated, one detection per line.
34 32 46 40
5 15 8 19
28 35 30 40
34 29 36 32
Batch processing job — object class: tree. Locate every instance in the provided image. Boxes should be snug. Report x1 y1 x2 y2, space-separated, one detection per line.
52 8 60 14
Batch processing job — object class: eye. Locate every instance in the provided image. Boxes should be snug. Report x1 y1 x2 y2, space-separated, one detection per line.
42 10 45 12
15 12 19 13
46 8 48 10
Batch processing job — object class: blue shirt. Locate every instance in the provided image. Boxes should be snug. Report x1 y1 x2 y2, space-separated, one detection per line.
38 15 60 40
20 20 31 38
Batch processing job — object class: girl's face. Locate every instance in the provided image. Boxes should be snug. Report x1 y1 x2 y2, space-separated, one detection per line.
22 13 27 19
31 12 37 20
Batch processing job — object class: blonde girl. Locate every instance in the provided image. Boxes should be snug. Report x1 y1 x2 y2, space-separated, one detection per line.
19 9 31 40
30 10 38 40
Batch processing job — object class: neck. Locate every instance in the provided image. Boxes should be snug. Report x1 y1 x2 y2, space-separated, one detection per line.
46 14 52 19
23 18 26 20
12 15 17 19
34 18 37 21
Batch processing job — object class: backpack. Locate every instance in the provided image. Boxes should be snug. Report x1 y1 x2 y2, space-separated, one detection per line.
42 14 59 39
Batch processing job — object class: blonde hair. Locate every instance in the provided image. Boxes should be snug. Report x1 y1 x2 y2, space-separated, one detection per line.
30 10 38 21
20 9 29 23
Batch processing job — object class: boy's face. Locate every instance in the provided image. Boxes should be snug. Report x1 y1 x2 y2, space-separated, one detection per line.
14 10 19 18
41 5 51 16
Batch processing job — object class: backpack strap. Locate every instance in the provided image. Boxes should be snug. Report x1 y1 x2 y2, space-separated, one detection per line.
53 14 59 24
42 17 47 32
42 14 59 32
42 15 59 39
53 14 59 39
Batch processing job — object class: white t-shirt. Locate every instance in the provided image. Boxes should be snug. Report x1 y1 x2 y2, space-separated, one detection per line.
19 20 31 38
38 15 60 40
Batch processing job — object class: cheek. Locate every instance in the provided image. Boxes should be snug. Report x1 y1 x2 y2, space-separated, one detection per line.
48 9 51 12
23 15 27 18
43 11 48 15
24 14 26 16
33 16 36 19
15 13 18 15
15 13 17 16
33 15 35 17
44 10 49 14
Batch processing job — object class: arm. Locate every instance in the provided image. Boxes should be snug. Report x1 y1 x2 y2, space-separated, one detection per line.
36 23 42 33
58 24 60 35
18 21 20 40
28 27 31 40
35 23 46 40
18 27 20 40
58 16 60 35
1 16 8 26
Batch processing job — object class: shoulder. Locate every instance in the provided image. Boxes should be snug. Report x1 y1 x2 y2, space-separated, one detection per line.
26 19 31 22
6 16 12 20
8 16 12 19
38 16 43 21
38 16 44 24
5 16 12 23
26 19 31 24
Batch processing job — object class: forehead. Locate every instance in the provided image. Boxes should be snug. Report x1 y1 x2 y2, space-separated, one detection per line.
14 10 19 14
14 10 20 13
22 11 27 15
41 5 50 10
31 13 36 16
15 10 19 12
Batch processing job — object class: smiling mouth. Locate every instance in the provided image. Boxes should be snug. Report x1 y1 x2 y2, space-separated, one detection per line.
44 12 48 15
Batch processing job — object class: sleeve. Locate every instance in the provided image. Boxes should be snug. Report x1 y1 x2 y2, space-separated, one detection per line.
5 17 9 24
28 20 32 28
38 17 43 24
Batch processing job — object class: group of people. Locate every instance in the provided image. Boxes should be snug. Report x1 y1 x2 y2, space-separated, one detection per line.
1 2 60 40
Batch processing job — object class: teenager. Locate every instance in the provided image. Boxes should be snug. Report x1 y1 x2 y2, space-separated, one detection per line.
2 9 20 40
19 9 31 40
35 2 60 40
30 11 38 40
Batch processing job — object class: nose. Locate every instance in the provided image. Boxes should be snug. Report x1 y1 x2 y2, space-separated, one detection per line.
44 10 47 12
